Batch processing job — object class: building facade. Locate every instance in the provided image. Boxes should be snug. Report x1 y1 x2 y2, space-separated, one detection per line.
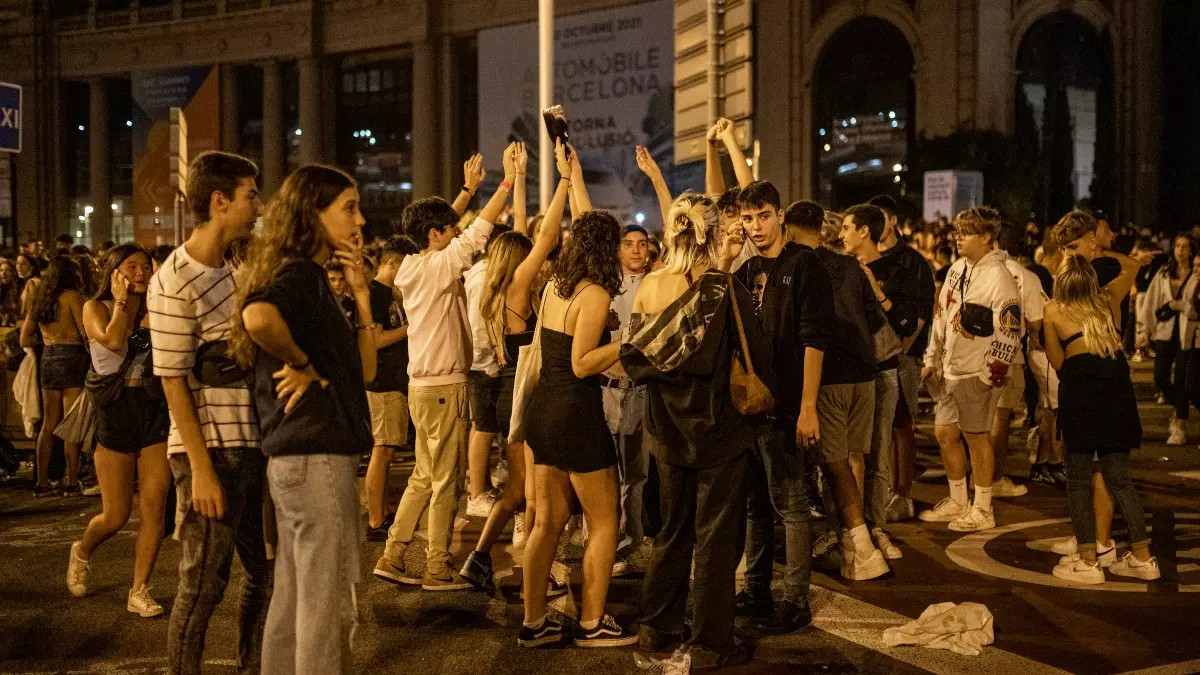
0 0 1183 247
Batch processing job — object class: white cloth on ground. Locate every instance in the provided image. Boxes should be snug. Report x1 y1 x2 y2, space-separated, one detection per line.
881 602 994 656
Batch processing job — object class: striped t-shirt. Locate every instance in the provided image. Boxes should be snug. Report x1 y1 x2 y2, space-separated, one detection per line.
148 245 260 454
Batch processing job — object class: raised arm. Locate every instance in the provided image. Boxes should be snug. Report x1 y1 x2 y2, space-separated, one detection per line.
512 140 570 297
705 121 726 195
511 142 529 235
635 145 673 227
1099 250 1140 317
83 271 141 352
452 153 486 216
568 143 592 214
478 142 517 226
717 118 754 188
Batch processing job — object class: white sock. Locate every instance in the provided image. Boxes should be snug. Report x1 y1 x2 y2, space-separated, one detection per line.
948 477 968 506
848 524 873 552
974 485 993 512
579 617 600 630
523 615 546 630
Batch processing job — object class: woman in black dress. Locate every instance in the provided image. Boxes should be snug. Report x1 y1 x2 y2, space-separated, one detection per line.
520 206 637 649
1043 255 1159 585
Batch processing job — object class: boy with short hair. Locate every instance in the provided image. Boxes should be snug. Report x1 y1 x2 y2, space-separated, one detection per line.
374 147 515 590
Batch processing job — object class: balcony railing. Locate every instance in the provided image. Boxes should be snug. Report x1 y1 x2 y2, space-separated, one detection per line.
54 0 302 31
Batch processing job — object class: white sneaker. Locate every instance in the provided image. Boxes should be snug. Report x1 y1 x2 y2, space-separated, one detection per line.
1167 418 1187 446
871 528 903 560
1156 393 1168 405
67 542 90 597
992 476 1029 498
885 495 915 523
948 505 995 532
841 546 890 581
568 516 588 548
466 491 498 518
918 497 968 523
1050 537 1117 566
82 483 102 497
1109 552 1161 580
512 513 527 549
127 585 164 618
1052 553 1105 584
1026 428 1040 465
812 530 840 557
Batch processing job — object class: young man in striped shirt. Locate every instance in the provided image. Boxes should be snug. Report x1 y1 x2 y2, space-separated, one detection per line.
148 151 270 675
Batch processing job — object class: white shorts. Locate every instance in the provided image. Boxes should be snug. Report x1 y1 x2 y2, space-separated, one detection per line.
932 376 1002 434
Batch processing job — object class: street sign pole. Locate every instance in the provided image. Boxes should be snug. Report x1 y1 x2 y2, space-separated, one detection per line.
169 107 188 246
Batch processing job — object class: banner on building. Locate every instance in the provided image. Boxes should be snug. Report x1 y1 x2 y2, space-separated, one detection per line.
131 67 219 247
923 170 984 222
0 82 22 154
478 0 689 229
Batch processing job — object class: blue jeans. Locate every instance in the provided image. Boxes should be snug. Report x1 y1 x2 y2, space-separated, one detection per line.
262 454 361 675
168 449 272 675
743 427 811 604
866 369 900 527
1065 451 1150 549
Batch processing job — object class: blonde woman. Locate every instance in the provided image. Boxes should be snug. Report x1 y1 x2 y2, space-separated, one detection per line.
1043 255 1158 585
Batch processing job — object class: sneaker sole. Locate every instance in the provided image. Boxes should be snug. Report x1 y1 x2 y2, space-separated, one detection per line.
842 557 890 581
574 635 640 648
918 512 963 523
421 582 473 591
373 569 422 585
880 548 903 560
948 521 995 532
994 487 1029 497
1109 568 1161 581
519 633 565 648
127 604 164 618
1051 567 1104 585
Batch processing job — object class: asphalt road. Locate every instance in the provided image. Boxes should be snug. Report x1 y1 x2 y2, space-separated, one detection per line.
0 362 1197 674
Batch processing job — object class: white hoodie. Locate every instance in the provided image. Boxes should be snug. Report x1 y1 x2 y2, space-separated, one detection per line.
464 260 500 377
396 216 494 388
924 249 1022 386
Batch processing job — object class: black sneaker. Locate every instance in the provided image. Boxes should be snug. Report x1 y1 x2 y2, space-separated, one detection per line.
460 551 494 591
33 483 56 498
60 483 82 497
366 514 394 542
518 615 566 648
1048 463 1068 487
734 590 774 618
751 599 812 635
691 639 752 669
1029 463 1055 487
519 576 570 600
574 614 639 648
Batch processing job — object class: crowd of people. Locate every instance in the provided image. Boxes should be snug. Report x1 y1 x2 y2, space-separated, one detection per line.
4 111 1173 672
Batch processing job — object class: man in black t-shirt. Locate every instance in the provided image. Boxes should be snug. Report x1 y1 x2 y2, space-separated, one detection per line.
363 237 412 540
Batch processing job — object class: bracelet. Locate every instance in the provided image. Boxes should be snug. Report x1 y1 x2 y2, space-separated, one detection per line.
288 357 310 371
498 180 513 193
461 184 473 194
114 299 128 309
356 322 378 331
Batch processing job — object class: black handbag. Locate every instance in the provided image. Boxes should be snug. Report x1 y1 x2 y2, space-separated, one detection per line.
958 267 994 338
193 340 252 388
86 329 152 409
1155 271 1191 324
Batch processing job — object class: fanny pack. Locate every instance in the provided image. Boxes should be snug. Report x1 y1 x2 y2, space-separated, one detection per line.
1155 271 1191 323
193 340 252 388
958 266 994 338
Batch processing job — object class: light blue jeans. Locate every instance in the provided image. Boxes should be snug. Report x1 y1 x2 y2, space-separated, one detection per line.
262 453 361 675
866 369 900 527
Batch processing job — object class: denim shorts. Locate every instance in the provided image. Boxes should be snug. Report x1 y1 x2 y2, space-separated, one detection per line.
40 343 89 390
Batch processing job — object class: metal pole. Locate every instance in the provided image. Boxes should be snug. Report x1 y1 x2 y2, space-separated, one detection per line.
706 0 719 128
538 0 553 213
174 193 182 246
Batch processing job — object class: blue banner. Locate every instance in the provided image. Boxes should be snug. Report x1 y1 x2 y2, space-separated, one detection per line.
0 82 22 153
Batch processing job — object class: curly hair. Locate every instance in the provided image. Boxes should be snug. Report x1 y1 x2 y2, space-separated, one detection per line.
552 210 622 299
230 164 356 368
30 255 81 325
1049 210 1099 249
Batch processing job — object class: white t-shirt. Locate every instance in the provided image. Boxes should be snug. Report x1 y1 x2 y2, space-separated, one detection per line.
1005 258 1047 364
148 245 260 454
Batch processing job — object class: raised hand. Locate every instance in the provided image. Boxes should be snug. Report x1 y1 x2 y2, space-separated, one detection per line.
513 142 528 176
555 138 572 177
335 233 368 293
716 117 737 144
110 269 129 303
502 142 518 182
635 146 663 182
463 153 485 192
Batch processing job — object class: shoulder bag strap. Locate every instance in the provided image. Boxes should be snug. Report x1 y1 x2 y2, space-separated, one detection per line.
725 273 755 376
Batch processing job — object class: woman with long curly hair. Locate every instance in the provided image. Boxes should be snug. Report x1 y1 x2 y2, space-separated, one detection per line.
459 142 568 593
67 244 171 617
233 164 376 674
519 202 637 649
1044 254 1159 584
21 255 87 497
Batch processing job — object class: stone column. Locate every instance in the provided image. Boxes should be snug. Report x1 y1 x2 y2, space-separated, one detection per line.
261 60 284 196
297 56 323 165
220 64 239 153
411 38 438 200
89 78 112 247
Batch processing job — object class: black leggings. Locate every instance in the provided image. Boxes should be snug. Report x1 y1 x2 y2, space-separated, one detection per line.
1153 338 1200 419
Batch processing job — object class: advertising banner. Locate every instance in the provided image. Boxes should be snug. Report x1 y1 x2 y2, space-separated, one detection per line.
0 82 22 153
131 67 219 247
478 0 689 229
923 170 984 222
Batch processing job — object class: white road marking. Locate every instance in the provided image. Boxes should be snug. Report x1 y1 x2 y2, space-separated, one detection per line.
1112 660 1200 675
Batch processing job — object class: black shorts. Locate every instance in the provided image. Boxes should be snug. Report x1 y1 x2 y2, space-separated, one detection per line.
40 344 89 390
467 370 503 434
96 386 170 454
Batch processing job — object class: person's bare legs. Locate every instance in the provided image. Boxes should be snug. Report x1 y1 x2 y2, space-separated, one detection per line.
522 465 572 624
963 431 994 489
131 443 170 589
35 388 63 488
823 459 866 528
523 444 537 537
848 453 866 497
1036 408 1057 463
934 424 968 481
569 466 620 625
365 445 396 528
476 441 527 553
990 407 1014 481
60 388 83 486
79 447 135 559
1093 469 1114 545
468 428 496 499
